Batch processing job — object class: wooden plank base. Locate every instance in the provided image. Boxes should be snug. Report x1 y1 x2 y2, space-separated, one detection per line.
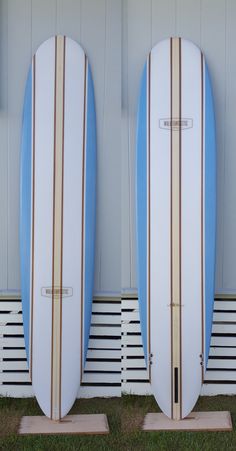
19 414 109 435
142 411 232 431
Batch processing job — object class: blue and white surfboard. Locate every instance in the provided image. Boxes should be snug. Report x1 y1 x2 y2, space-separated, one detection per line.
136 37 216 420
20 35 96 420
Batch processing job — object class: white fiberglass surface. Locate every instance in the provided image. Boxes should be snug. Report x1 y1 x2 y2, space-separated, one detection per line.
31 37 55 417
180 39 203 418
60 38 85 415
149 39 172 418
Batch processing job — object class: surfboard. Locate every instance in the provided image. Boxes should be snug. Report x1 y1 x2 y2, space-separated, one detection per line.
136 37 216 420
20 35 96 420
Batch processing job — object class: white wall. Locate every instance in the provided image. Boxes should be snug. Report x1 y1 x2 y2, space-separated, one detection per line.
0 0 121 296
1 0 236 297
122 0 236 295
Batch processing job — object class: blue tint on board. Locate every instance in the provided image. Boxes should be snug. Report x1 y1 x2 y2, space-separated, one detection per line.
84 63 97 365
20 68 32 363
136 63 148 364
204 62 216 369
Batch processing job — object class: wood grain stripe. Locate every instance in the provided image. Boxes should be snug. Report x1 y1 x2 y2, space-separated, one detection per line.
59 35 66 418
51 36 57 421
50 35 65 421
171 37 182 420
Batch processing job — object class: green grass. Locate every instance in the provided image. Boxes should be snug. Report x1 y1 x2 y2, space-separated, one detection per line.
0 395 235 450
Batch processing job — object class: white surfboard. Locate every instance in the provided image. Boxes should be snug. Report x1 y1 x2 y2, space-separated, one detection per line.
136 37 216 419
20 36 96 420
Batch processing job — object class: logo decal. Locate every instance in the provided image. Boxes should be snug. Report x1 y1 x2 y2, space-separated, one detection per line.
159 118 193 130
41 287 73 298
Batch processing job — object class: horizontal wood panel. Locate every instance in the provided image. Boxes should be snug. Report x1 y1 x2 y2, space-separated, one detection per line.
121 323 140 333
121 296 236 395
0 314 22 324
121 347 144 357
1 296 236 396
0 361 28 371
214 301 236 311
205 370 236 381
0 349 26 358
88 338 121 349
87 349 121 359
91 314 121 325
0 385 33 397
90 326 121 337
0 325 23 335
201 384 236 396
0 302 22 312
122 358 146 369
0 337 25 347
122 335 142 345
92 303 121 314
0 372 30 383
213 312 236 321
121 311 139 322
93 296 121 302
78 385 121 398
82 372 120 384
85 361 121 372
121 300 138 310
209 347 236 357
208 359 236 369
210 336 236 346
122 369 149 380
212 324 236 334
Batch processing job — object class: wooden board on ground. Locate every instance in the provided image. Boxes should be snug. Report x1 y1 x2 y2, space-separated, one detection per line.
142 411 232 432
19 414 109 435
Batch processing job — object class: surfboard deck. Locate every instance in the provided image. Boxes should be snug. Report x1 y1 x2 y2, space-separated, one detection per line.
20 35 96 420
136 37 216 420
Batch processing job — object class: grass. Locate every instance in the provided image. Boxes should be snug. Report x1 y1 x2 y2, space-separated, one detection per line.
0 395 235 450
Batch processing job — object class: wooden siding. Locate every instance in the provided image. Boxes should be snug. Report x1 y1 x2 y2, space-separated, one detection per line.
122 0 236 295
0 0 121 296
1 0 236 295
1 296 236 398
1 0 236 398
